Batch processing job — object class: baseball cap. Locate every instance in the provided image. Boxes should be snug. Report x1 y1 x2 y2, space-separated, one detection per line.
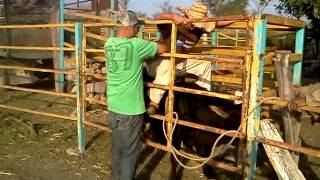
117 10 145 26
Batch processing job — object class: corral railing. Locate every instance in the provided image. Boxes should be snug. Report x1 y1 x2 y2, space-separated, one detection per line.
0 14 320 180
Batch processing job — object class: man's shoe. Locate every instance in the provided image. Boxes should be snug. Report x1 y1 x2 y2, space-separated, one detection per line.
146 102 159 115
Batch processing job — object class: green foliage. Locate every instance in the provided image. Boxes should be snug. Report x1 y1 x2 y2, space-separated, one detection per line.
276 0 320 20
201 0 248 15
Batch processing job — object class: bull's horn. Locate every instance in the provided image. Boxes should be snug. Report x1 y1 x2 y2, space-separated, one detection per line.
209 105 230 119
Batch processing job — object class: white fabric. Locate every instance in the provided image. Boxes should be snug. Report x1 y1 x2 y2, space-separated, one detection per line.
300 82 320 107
146 57 211 104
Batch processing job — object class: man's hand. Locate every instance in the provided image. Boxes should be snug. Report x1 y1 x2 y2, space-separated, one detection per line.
288 97 306 111
292 85 301 96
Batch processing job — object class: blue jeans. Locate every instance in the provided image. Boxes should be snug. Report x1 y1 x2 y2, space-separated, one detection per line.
107 111 143 180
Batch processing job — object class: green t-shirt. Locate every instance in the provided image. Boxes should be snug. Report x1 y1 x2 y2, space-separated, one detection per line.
104 37 157 115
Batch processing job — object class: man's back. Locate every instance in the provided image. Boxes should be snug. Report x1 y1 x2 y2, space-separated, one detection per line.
104 37 157 115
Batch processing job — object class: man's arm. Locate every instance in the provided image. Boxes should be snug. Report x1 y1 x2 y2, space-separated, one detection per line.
155 13 190 25
157 42 169 54
216 20 233 27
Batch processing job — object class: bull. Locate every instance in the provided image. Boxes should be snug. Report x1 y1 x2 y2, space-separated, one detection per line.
144 81 241 180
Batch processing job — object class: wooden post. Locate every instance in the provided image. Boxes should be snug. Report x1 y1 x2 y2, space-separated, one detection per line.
167 22 177 148
245 16 267 180
75 22 86 153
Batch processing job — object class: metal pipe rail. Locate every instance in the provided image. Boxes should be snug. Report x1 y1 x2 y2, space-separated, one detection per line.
0 46 74 51
0 104 76 121
255 137 320 158
149 114 244 138
0 65 75 75
0 23 74 28
146 82 238 101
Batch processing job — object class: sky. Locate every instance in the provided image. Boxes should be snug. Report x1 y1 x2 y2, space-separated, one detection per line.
128 0 279 17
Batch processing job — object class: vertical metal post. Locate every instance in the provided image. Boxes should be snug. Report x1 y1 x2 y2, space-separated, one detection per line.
211 30 217 46
156 32 161 40
235 30 239 47
75 22 85 153
167 22 177 148
293 28 305 85
245 16 267 180
109 0 115 37
59 0 65 91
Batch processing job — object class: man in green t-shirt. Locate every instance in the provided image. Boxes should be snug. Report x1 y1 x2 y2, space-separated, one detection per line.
104 10 168 180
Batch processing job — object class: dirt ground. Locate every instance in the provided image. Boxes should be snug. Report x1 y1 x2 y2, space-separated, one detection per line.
0 89 319 180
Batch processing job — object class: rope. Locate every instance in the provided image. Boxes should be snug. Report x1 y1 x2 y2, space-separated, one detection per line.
162 97 282 170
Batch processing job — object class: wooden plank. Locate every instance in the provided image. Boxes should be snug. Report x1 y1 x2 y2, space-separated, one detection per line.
289 53 303 62
265 52 302 64
262 14 305 28
267 24 294 30
260 119 306 180
224 21 249 29
211 75 242 84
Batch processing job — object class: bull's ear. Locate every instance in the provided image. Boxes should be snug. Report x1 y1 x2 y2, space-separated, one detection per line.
209 105 230 119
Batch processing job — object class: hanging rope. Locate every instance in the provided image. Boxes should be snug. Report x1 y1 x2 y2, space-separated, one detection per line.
162 97 282 170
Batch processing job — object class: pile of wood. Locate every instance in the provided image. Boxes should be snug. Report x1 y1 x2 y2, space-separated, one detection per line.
64 56 106 102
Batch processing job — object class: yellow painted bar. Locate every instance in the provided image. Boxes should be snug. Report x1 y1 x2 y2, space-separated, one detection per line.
0 46 74 51
190 47 247 56
0 65 75 75
0 104 77 121
262 14 305 28
65 12 114 22
211 75 242 84
0 85 76 98
0 23 74 29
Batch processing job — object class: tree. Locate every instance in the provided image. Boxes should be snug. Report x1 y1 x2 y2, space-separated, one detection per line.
153 1 175 17
276 0 320 59
200 0 225 15
201 0 248 15
118 0 131 11
250 0 273 14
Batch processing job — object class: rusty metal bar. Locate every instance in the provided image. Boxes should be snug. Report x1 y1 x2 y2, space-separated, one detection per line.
0 104 76 120
189 15 252 23
146 82 238 101
0 85 76 98
0 24 75 29
0 46 75 51
149 114 244 138
254 137 320 158
0 65 76 75
78 122 241 173
160 53 244 65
